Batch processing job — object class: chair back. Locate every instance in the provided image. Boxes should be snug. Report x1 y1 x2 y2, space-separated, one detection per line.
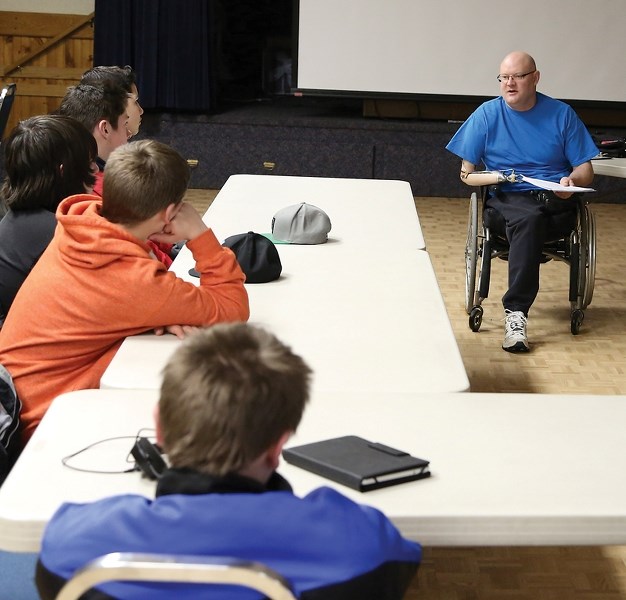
0 365 21 485
0 83 17 141
55 552 298 600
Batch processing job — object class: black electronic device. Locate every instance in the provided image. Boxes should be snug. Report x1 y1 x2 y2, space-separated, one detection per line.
131 437 167 480
283 435 430 492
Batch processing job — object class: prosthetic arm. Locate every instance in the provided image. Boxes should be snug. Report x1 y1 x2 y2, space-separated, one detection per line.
460 167 523 186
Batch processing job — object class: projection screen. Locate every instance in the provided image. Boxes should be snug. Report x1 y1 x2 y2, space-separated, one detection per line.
294 0 626 104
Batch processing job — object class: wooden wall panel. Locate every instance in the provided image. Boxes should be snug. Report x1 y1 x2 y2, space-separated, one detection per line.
0 11 94 138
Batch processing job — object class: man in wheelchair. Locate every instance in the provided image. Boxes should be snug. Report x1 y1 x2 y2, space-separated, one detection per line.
446 51 598 352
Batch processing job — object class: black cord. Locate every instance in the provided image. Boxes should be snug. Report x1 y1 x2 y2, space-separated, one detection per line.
61 428 157 474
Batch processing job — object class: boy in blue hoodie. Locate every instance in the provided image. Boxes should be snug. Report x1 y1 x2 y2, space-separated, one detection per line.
36 323 421 600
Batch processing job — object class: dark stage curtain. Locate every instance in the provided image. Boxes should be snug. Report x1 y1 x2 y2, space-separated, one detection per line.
93 0 215 111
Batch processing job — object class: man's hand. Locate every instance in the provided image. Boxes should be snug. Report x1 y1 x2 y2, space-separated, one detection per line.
555 176 576 199
555 162 594 199
154 325 201 339
149 202 208 245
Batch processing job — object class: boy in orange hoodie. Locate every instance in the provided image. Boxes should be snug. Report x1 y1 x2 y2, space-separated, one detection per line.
0 140 249 445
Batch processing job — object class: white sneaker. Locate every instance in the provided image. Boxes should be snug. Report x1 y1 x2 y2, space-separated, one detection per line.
502 310 529 353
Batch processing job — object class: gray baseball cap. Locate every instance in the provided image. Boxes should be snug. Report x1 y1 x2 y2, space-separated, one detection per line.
267 202 332 244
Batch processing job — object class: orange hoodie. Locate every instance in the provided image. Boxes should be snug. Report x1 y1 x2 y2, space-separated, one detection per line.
0 195 249 444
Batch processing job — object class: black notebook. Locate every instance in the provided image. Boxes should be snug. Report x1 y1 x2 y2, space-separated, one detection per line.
282 435 430 492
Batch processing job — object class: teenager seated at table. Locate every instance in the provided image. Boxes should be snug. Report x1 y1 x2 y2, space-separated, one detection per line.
60 79 172 267
0 140 249 446
59 82 129 198
36 322 421 600
0 115 97 328
77 65 176 267
80 65 144 141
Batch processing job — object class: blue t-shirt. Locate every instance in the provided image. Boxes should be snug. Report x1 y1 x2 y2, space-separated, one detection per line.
446 93 598 192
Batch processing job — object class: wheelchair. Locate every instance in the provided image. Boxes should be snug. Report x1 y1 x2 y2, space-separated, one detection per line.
465 187 596 335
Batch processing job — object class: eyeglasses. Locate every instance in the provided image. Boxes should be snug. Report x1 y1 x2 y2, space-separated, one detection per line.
497 70 536 83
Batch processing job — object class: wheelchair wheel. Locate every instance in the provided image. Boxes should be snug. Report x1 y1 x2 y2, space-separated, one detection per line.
465 192 479 314
580 203 596 309
469 306 483 332
571 309 584 335
570 201 596 317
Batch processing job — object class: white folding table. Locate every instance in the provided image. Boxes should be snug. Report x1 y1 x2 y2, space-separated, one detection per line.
101 175 468 394
1 388 625 552
199 174 426 250
101 248 468 394
592 157 626 178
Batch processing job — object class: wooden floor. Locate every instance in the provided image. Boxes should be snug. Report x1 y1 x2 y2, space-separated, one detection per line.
419 197 626 396
185 188 626 598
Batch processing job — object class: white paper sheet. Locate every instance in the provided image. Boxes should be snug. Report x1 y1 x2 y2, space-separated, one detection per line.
521 176 595 193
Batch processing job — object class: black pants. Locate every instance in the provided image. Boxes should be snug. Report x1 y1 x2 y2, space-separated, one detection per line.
484 190 577 315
